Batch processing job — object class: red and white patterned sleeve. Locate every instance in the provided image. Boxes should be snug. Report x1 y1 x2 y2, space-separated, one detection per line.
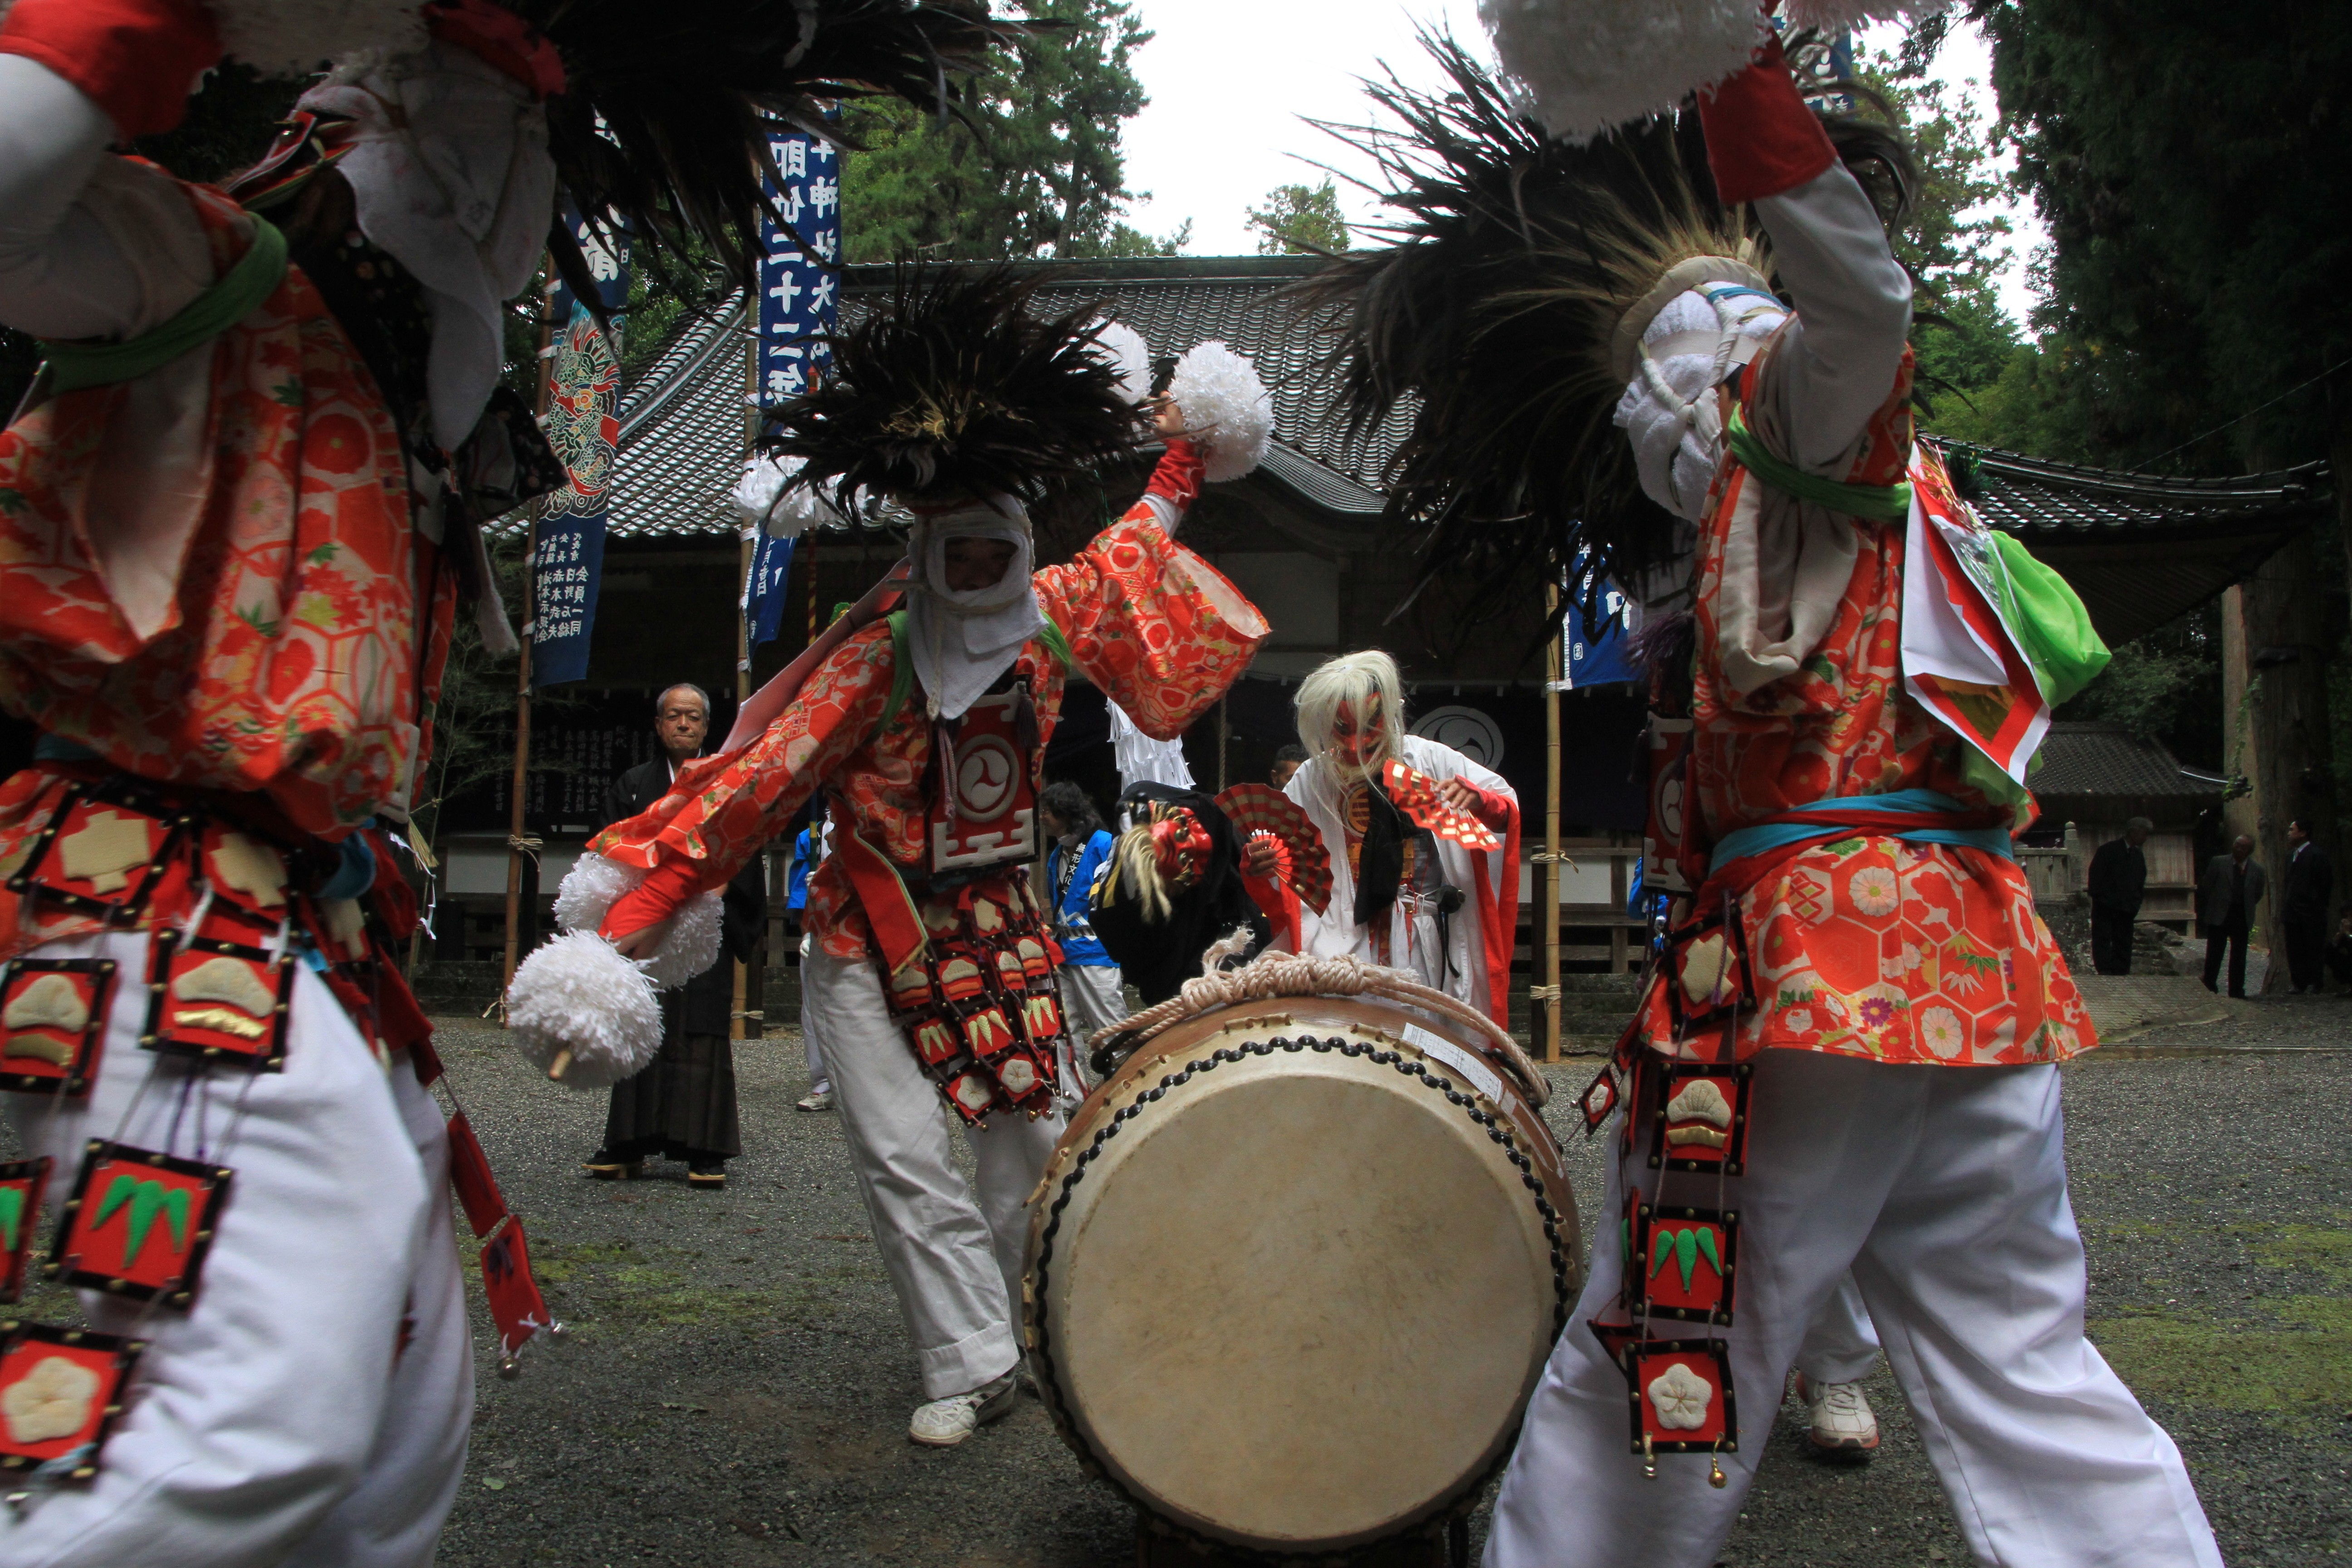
590 620 897 906
1033 440 1271 742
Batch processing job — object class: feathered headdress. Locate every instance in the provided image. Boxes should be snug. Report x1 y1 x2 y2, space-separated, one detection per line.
761 267 1149 508
1297 33 1911 619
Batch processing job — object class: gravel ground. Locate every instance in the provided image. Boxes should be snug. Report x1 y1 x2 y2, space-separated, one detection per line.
11 999 2351 1564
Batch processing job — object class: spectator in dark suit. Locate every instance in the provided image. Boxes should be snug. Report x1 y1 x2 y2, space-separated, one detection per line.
2086 818 2152 975
2197 835 2265 999
2325 907 2352 996
582 683 768 1188
2283 818 2333 994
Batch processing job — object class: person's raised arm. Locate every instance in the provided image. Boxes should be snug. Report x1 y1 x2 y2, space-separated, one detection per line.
0 0 221 340
595 624 897 950
1697 29 1912 472
1031 409 1269 740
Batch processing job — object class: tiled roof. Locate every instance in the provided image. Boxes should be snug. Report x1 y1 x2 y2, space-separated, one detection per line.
2030 721 2220 801
1935 441 2332 541
583 258 2336 618
1931 441 2332 644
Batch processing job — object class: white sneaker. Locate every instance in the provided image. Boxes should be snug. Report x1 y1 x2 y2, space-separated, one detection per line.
908 1372 1017 1447
796 1088 834 1112
1793 1372 1880 1455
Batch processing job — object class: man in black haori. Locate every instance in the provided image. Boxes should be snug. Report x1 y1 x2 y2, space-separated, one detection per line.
583 683 766 1187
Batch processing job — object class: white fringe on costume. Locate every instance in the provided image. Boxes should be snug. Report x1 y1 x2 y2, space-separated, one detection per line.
1093 320 1154 406
732 451 860 539
506 853 725 1088
206 0 430 76
1168 341 1273 482
1478 0 1763 142
505 931 665 1089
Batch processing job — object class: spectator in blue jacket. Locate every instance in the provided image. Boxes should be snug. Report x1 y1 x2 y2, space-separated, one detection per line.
1042 780 1122 1095
791 819 834 1112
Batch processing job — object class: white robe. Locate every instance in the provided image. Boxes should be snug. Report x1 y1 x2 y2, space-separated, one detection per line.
1285 733 1515 1018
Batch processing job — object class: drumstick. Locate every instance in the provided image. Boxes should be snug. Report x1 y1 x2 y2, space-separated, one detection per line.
547 1048 573 1082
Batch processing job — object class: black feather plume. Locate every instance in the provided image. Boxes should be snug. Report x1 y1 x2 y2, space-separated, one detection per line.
761 266 1147 507
522 1 1034 291
1295 32 1915 624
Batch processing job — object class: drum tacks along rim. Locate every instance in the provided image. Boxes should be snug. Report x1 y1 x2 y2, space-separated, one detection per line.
1024 997 1580 1558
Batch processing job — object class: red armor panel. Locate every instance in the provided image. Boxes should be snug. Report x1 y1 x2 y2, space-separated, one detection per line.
928 686 1038 874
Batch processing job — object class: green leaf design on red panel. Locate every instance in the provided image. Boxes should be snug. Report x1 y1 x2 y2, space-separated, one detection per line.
1647 1225 1722 1293
91 1174 191 1265
0 1183 22 1253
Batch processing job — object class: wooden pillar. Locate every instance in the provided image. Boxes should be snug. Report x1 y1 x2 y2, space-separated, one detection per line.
2220 583 2257 849
2236 534 2337 991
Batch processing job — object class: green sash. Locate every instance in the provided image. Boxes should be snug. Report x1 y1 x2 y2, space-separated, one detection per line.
1726 406 1913 522
39 217 289 393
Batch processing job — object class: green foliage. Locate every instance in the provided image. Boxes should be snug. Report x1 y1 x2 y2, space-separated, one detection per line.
1972 0 2352 473
1246 180 1350 256
837 0 1181 262
1857 56 2020 415
2054 602 2224 770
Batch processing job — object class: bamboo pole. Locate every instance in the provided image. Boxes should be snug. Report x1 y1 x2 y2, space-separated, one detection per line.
1216 694 1229 791
734 324 758 1041
500 276 560 1005
1542 580 1563 1063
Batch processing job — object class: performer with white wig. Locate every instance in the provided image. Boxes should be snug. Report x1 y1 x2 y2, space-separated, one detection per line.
512 274 1272 1447
0 0 1023 1560
1307 11 2216 1567
1259 651 1519 1029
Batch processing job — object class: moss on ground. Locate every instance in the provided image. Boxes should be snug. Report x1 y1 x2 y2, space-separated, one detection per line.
524 1237 853 1333
2087 1211 2352 1431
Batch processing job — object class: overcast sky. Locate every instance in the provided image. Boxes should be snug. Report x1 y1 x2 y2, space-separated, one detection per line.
1117 2 2046 327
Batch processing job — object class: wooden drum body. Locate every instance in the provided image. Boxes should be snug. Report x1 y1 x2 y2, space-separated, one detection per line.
1024 996 1579 1556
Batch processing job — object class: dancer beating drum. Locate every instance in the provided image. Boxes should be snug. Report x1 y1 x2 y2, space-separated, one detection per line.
509 280 1276 1447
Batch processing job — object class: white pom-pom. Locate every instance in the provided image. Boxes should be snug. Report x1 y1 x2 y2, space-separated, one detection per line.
637 890 724 991
1168 342 1273 484
553 852 642 935
731 452 858 540
550 853 725 991
505 931 663 1089
205 0 430 76
1781 0 1950 33
1478 0 1764 144
1092 321 1154 407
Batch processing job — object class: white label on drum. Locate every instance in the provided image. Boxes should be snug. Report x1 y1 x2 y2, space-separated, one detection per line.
1402 1024 1504 1104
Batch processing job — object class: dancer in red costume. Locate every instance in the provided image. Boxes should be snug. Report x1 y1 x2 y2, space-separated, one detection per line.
0 4 1022 1562
1308 17 2218 1567
512 279 1274 1446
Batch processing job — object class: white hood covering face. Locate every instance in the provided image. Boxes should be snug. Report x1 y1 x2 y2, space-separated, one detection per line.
1612 283 1788 523
299 41 555 455
907 496 1046 722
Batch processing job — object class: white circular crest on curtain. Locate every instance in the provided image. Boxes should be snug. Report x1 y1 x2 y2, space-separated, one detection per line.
1411 706 1505 769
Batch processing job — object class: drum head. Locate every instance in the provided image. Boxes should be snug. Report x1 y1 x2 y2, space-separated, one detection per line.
1034 1031 1563 1551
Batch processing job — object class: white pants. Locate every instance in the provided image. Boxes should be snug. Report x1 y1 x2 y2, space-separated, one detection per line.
1054 963 1125 1098
1486 1051 2220 1568
1796 1271 1882 1386
800 952 1063 1400
2 931 470 1568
